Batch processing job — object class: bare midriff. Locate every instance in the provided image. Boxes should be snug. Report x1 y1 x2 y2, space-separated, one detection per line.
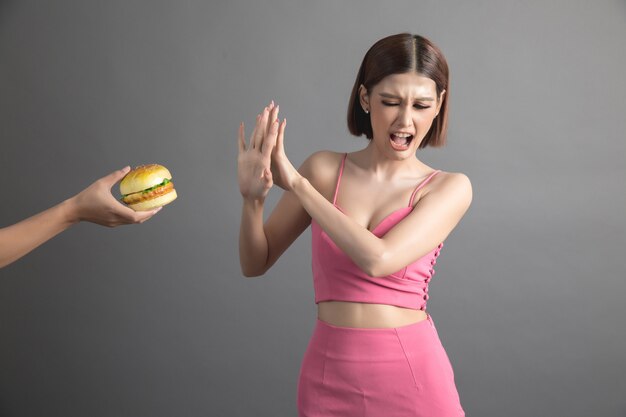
317 301 428 328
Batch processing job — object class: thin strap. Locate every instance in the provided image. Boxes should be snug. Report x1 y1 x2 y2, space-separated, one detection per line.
408 170 442 207
332 153 348 205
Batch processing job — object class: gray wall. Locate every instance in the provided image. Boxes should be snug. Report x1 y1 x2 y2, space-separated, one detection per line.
1 1 625 416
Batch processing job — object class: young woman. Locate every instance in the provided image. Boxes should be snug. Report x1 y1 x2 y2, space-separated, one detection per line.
238 33 471 416
0 166 161 269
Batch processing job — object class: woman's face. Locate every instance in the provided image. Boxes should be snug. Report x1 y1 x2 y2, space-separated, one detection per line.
360 72 445 159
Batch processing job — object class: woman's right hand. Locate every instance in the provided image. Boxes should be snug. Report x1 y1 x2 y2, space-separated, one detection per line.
237 102 280 202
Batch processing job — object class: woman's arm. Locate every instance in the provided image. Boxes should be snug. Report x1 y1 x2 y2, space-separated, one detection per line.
270 118 472 277
239 188 312 277
291 167 472 276
0 167 160 269
238 103 319 277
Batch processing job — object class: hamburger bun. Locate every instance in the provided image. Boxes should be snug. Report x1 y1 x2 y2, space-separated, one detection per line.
120 164 177 211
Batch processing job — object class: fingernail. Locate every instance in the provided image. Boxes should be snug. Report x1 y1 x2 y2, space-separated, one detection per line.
276 104 279 112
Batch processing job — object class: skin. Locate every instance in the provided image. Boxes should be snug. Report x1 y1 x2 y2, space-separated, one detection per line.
238 72 473 328
0 166 160 269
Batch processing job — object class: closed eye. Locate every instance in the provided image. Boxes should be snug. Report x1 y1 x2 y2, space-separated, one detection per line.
382 101 430 109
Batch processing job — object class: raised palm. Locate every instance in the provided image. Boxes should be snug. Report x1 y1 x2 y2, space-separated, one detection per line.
238 102 280 201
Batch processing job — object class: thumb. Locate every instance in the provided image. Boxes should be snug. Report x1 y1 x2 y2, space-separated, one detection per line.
104 166 131 188
263 168 273 185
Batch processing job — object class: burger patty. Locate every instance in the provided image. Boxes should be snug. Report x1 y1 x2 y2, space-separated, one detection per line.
122 182 175 205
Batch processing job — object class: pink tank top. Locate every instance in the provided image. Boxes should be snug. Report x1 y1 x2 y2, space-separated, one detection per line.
311 153 443 311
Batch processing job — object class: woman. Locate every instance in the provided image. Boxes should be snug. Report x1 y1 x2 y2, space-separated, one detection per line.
238 33 471 416
0 166 161 269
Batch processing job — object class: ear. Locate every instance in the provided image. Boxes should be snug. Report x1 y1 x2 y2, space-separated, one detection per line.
358 84 370 112
435 89 446 116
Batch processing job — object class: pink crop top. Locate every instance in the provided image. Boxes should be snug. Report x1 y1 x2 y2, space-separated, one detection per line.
311 153 443 311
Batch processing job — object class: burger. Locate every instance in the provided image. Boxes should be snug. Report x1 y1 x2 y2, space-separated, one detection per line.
119 164 177 211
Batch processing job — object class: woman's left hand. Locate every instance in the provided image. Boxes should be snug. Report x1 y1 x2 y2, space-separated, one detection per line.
266 107 301 191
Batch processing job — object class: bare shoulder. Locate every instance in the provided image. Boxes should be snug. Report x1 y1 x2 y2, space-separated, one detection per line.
423 170 473 209
298 150 345 199
298 150 344 180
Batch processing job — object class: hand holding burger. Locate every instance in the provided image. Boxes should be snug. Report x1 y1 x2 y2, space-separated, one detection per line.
1 166 163 268
120 164 178 211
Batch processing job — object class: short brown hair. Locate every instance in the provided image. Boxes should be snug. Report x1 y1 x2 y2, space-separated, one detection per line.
347 33 450 148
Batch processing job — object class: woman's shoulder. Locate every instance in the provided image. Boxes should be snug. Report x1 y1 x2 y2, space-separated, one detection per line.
298 150 345 181
423 169 473 208
434 170 471 188
297 150 345 196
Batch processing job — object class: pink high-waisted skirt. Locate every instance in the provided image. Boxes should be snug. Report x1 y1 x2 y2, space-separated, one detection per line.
297 314 464 416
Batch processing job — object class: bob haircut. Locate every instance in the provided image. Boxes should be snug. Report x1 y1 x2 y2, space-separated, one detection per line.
347 33 450 148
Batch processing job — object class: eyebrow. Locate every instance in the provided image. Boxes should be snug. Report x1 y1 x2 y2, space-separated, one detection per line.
378 92 434 101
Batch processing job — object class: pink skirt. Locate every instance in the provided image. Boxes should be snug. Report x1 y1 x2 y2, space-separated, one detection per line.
297 315 464 417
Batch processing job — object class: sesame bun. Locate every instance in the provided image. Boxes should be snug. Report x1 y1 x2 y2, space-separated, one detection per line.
120 164 177 211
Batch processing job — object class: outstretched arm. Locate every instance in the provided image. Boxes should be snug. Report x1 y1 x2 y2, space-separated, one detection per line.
237 102 313 277
0 166 160 269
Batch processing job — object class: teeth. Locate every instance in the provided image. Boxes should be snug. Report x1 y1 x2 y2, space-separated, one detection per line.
393 133 412 138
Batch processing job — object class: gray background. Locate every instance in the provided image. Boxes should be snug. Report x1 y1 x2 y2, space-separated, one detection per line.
1 1 625 416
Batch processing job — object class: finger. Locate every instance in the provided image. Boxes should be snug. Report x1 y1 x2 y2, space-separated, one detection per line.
253 107 269 150
248 114 260 150
277 118 286 153
114 203 143 219
135 207 162 223
257 107 270 151
113 201 159 220
238 122 246 153
254 107 268 150
130 206 162 223
267 104 279 137
262 119 279 160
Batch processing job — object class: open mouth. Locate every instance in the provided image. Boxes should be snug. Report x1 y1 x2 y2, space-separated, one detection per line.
389 133 414 151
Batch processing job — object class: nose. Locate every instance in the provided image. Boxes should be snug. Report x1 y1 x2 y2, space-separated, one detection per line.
396 105 412 128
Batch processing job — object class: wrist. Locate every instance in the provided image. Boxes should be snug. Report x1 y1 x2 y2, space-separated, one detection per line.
287 171 305 191
291 175 310 195
60 197 81 225
242 196 265 210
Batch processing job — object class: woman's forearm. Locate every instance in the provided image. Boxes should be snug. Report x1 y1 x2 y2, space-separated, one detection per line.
0 198 79 269
239 198 270 277
291 176 383 275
